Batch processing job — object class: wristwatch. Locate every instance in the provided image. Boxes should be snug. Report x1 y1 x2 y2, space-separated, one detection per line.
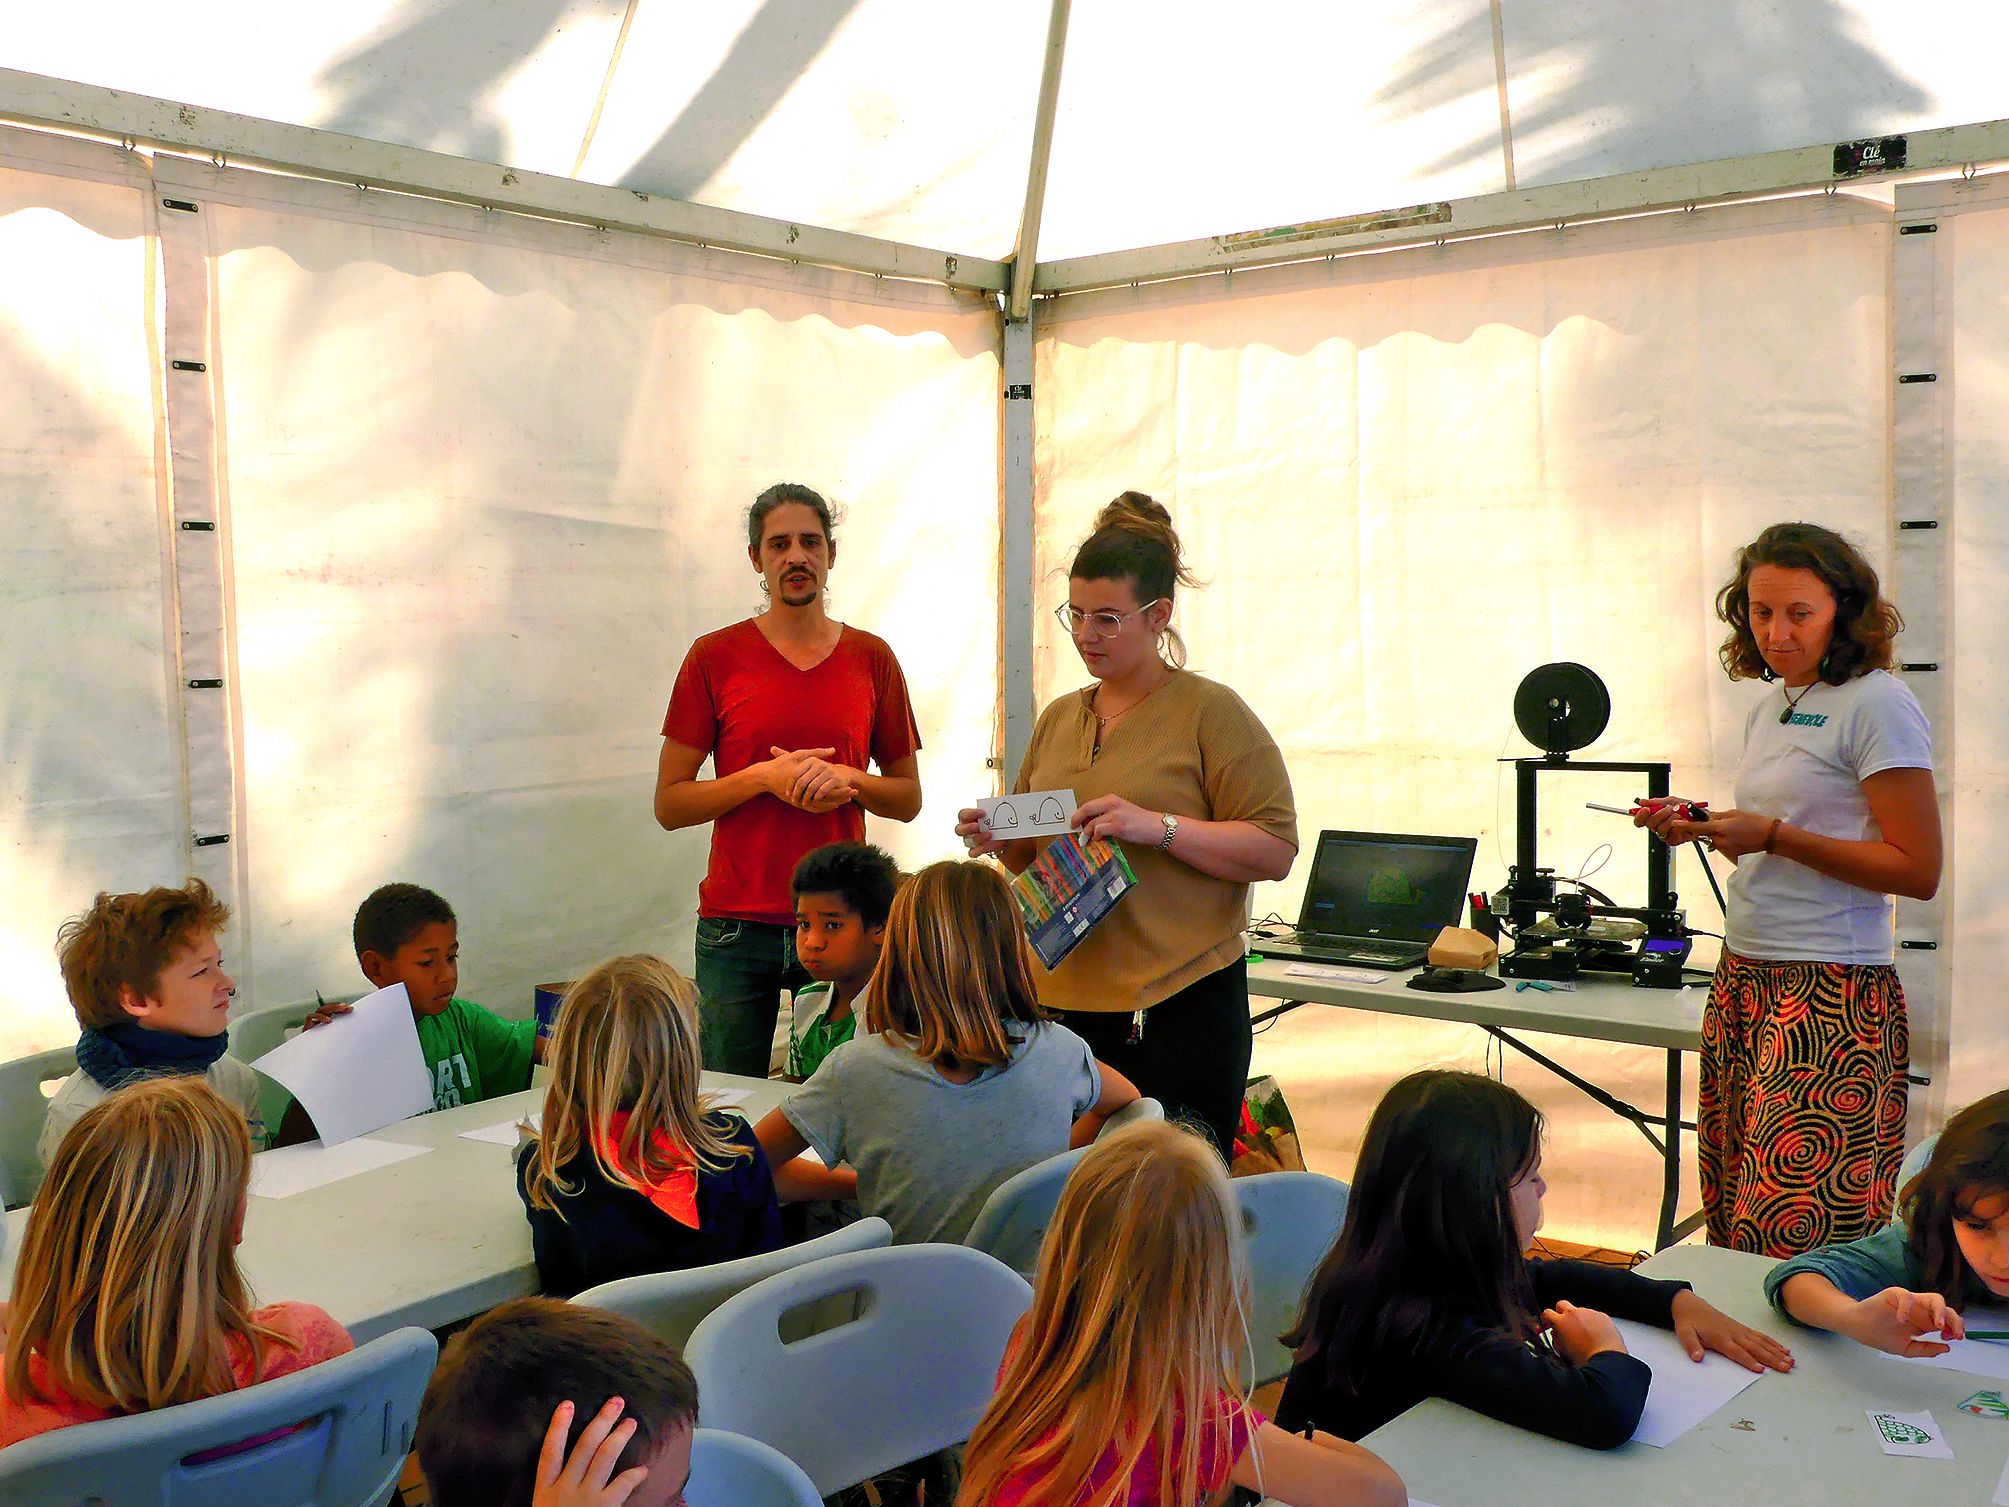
1159 812 1179 850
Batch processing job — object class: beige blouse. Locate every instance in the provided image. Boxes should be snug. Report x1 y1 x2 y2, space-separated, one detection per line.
1014 669 1297 1014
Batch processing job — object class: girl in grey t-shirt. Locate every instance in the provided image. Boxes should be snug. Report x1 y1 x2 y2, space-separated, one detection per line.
754 859 1139 1243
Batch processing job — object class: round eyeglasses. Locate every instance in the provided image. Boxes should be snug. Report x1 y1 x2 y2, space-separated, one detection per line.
1054 599 1165 638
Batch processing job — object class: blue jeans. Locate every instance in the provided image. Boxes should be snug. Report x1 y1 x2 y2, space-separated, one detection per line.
694 916 810 1076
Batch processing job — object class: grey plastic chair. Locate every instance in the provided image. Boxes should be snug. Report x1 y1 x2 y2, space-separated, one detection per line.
0 1324 437 1507
1893 1132 1938 1225
963 1098 1168 1277
687 1428 821 1507
962 1145 1089 1278
573 1216 893 1349
1096 1094 1164 1138
1235 1169 1350 1388
0 1045 75 1208
685 1243 1032 1496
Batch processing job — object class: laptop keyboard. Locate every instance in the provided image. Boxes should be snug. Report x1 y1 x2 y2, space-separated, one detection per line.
1293 937 1417 963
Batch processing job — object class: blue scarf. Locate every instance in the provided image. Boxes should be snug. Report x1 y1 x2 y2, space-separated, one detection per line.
74 1021 230 1090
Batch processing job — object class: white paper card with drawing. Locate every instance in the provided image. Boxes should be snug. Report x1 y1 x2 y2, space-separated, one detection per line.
977 790 1077 839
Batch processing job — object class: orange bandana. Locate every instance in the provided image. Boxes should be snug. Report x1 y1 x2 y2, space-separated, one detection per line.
593 1112 699 1229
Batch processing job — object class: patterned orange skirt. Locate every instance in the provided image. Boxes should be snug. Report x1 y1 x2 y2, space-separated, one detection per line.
1700 950 1909 1257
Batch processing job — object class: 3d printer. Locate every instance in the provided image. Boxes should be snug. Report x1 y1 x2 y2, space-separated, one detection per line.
1494 663 1694 989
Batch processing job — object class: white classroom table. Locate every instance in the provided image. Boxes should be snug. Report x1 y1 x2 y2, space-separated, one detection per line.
1246 955 1705 1249
0 1072 788 1344
1324 1245 2009 1507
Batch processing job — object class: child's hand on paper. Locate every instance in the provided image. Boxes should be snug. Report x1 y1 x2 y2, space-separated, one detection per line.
1670 1288 1795 1372
531 1399 649 1507
299 1001 353 1031
1072 795 1160 847
1544 1301 1626 1365
1846 1287 1966 1356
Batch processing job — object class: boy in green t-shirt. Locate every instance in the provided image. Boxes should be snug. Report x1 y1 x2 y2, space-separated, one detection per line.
784 842 899 1081
278 884 544 1140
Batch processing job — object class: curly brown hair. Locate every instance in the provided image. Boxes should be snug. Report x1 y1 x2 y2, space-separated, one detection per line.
1715 522 1902 683
56 878 231 1030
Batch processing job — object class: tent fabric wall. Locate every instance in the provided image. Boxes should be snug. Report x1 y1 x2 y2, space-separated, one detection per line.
1 140 1001 1060
0 131 183 1063
1893 174 2009 1121
1031 196 1898 1245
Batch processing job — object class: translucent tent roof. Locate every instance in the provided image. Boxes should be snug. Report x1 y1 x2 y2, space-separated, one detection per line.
9 0 2009 267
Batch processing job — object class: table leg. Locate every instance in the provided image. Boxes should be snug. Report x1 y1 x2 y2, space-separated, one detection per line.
1658 1048 1681 1250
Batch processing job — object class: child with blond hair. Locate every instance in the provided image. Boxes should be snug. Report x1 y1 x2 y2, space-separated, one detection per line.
755 858 1138 1245
2 1077 351 1447
38 878 264 1166
959 1120 1404 1507
517 954 780 1297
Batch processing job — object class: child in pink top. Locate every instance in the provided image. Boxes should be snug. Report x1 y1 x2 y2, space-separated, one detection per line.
1 1078 353 1451
959 1121 1404 1507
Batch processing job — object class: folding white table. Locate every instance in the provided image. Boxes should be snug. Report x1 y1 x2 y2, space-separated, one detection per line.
1246 956 1705 1249
1328 1244 2009 1507
0 1072 787 1343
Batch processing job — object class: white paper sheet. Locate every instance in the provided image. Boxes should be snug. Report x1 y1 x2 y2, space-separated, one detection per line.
1612 1319 1766 1447
1280 961 1386 985
1894 1306 2009 1382
246 983 434 1145
978 789 1076 838
1894 1338 2009 1383
1992 1447 2009 1506
248 1138 430 1199
1865 1408 1955 1460
459 1112 542 1147
706 1087 754 1110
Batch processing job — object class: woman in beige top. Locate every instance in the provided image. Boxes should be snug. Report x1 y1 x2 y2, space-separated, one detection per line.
956 493 1297 1159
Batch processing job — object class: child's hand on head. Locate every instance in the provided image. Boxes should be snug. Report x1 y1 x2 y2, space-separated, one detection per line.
1543 1301 1625 1365
1847 1287 1966 1356
532 1398 649 1507
1669 1289 1794 1372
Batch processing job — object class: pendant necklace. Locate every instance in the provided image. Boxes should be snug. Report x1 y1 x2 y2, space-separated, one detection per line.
1778 681 1819 724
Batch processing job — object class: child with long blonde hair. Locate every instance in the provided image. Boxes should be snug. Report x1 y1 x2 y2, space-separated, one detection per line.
1 1077 352 1447
517 953 780 1296
755 858 1138 1244
960 1121 1404 1507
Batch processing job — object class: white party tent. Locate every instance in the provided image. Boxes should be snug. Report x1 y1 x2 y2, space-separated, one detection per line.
5 0 2006 1243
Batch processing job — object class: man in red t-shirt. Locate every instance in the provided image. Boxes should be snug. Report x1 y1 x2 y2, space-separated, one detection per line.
656 483 923 1075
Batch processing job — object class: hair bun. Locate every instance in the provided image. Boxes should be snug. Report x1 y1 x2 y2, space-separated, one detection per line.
1093 489 1175 538
1086 491 1198 591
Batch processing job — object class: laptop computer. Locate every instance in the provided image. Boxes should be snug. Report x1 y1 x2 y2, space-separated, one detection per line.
1258 829 1479 970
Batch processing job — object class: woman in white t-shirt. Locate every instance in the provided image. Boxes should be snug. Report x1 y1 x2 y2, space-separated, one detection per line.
1640 523 1940 1257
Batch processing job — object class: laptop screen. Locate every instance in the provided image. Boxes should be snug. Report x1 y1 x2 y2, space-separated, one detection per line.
1298 831 1478 943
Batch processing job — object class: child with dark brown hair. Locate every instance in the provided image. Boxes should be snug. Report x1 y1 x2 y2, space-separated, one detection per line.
416 1296 698 1507
1769 1089 2009 1355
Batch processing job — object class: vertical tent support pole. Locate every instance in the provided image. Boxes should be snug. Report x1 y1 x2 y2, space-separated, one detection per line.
153 179 247 959
1889 184 1959 1135
1001 314 1037 787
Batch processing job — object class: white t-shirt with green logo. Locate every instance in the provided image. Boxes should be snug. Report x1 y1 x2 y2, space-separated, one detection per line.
1726 670 1932 965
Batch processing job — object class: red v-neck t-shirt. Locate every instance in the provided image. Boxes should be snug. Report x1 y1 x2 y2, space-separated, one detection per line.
664 619 921 924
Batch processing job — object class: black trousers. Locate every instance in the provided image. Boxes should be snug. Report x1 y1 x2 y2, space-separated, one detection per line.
1056 956 1252 1162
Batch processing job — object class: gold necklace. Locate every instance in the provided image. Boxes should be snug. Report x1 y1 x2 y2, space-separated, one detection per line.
1090 669 1171 755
